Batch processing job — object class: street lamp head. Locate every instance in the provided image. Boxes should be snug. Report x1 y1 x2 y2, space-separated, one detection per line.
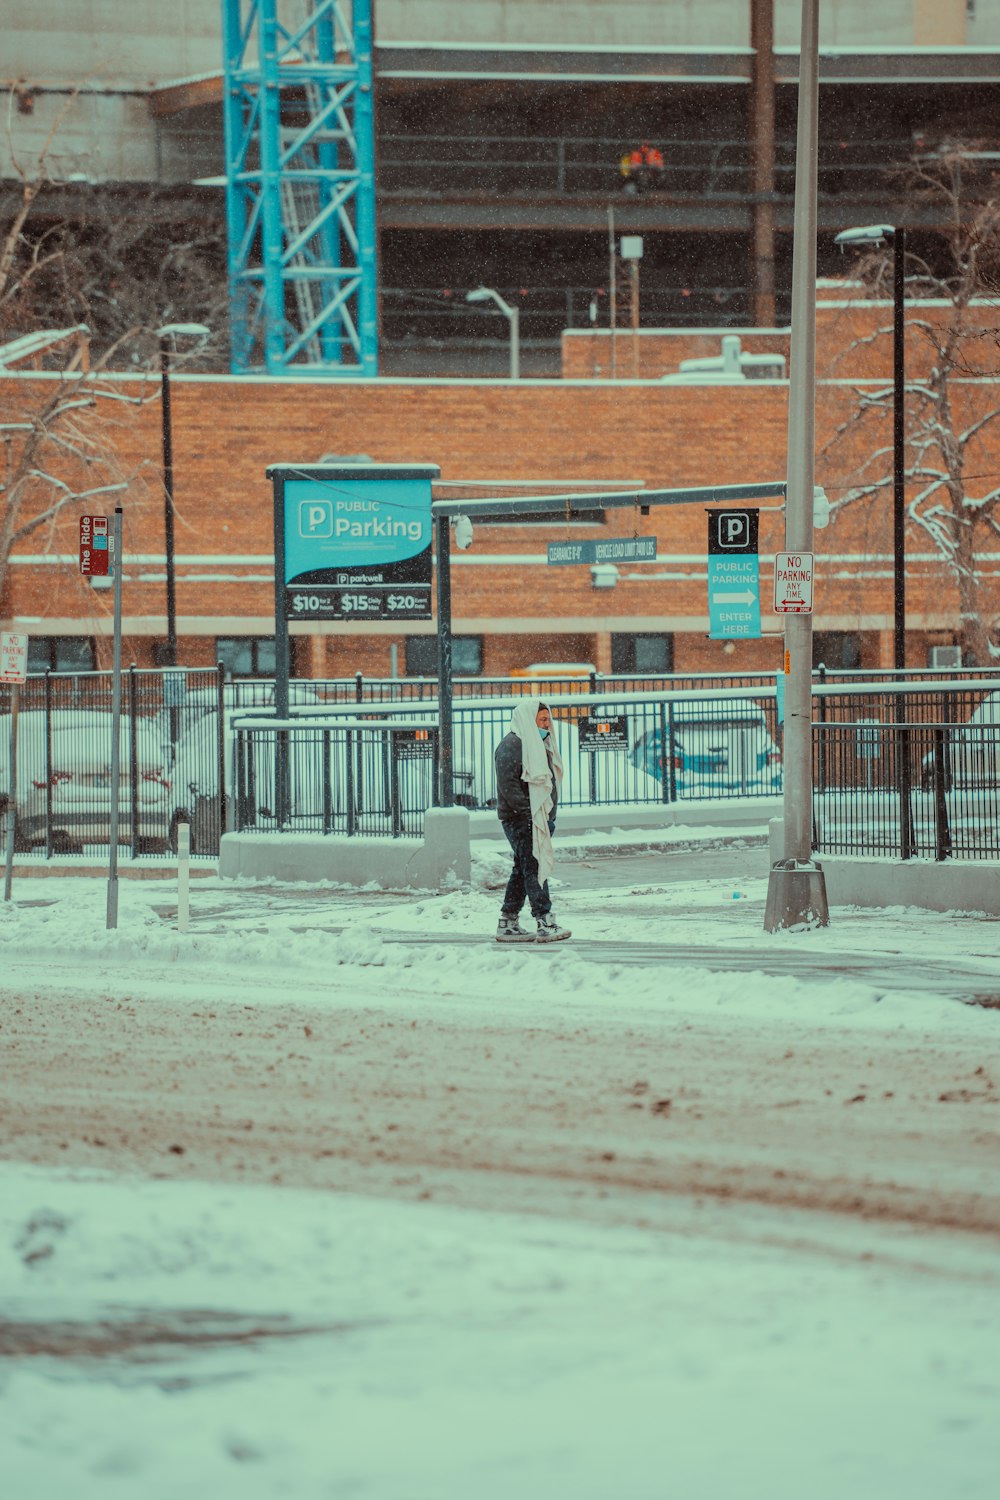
465 287 493 304
834 224 895 251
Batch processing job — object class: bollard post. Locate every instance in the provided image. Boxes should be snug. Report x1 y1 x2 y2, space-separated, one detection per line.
176 819 190 932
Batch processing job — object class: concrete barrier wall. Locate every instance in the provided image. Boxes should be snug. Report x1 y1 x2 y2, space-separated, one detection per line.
769 818 1000 915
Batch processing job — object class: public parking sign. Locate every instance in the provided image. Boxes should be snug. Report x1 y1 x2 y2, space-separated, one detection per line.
270 464 439 622
79 514 111 576
0 632 28 684
773 552 814 613
706 509 761 640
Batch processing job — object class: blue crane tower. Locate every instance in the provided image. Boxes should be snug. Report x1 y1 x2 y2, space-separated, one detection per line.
221 0 377 376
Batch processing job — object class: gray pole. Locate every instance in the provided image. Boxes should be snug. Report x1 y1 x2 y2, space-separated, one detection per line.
160 340 177 668
106 506 124 930
509 305 520 381
764 0 829 931
3 682 19 901
435 513 454 808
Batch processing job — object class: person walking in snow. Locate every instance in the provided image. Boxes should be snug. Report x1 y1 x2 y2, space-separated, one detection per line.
494 699 571 943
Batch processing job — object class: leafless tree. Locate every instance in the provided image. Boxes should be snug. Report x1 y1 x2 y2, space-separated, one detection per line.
822 145 1000 665
1 87 226 611
0 329 161 606
1 87 228 363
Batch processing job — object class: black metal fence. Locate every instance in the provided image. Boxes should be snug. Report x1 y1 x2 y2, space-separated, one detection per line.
0 665 227 859
230 688 785 838
813 719 1000 862
7 667 1000 862
235 721 439 839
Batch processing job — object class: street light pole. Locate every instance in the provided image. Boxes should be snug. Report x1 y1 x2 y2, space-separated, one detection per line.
155 324 210 667
763 0 830 933
833 224 906 670
159 336 177 668
892 225 907 672
465 287 520 379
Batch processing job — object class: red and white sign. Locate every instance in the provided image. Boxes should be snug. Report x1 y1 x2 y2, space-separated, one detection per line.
773 551 814 614
79 513 111 576
0 631 29 684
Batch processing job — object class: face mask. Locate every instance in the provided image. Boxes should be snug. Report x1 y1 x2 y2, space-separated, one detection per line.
538 728 549 740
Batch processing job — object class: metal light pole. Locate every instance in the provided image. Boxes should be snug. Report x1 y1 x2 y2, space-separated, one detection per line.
156 324 210 666
465 287 520 379
833 223 906 670
763 0 830 932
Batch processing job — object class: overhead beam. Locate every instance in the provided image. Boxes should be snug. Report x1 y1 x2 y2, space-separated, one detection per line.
149 74 225 118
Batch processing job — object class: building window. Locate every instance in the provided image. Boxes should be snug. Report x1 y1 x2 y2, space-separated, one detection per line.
610 633 673 675
26 636 95 673
405 635 483 676
812 631 863 671
216 636 277 678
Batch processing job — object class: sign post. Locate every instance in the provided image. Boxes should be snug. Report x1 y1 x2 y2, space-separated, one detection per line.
706 510 761 639
2 631 28 902
105 509 123 929
268 463 439 814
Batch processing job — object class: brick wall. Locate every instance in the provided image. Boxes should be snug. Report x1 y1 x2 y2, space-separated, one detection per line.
4 309 999 673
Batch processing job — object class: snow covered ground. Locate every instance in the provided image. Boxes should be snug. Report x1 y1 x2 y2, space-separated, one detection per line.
2 834 999 1497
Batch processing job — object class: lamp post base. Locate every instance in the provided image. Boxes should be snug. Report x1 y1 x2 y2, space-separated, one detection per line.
764 859 830 932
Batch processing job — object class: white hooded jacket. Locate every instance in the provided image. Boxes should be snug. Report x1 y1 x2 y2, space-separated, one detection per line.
507 698 564 885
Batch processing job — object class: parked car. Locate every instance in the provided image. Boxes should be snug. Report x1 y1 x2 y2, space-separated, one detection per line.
630 700 782 796
0 709 172 851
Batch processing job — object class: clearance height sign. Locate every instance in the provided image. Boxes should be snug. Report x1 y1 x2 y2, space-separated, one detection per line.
269 464 439 622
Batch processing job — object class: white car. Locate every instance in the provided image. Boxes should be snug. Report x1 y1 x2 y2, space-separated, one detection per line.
629 700 783 797
0 709 172 852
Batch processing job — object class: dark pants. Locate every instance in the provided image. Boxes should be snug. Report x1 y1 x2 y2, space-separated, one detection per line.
500 818 552 920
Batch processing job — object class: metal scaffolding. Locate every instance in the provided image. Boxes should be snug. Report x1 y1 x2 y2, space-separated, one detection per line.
221 0 377 376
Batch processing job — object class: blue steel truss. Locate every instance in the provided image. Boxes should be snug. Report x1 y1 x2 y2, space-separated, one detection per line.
221 0 377 376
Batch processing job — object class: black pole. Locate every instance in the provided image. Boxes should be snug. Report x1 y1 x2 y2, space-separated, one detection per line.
270 473 290 825
893 226 906 672
160 340 177 668
435 514 454 808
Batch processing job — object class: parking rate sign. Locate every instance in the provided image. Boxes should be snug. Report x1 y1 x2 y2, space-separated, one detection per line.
272 465 437 622
706 509 761 640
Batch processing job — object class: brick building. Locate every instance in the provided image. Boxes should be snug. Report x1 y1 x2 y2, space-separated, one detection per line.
3 285 999 678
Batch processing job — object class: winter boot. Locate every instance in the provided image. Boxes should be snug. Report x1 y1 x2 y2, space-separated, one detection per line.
536 915 571 942
496 914 536 943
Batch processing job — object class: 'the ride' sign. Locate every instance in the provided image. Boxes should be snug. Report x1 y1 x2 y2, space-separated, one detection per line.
773 551 814 614
79 514 111 576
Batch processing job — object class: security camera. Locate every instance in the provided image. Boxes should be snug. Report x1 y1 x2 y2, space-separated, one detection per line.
453 515 474 550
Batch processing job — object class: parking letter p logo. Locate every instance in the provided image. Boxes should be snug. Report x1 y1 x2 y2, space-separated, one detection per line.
719 511 749 548
299 499 334 538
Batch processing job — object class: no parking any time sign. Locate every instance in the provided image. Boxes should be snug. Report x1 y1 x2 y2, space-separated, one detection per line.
773 551 814 614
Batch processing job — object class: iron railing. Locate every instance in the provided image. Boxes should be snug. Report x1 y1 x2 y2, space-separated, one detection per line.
0 664 227 859
813 720 1000 862
377 132 910 202
7 668 1000 859
235 720 439 838
231 688 785 837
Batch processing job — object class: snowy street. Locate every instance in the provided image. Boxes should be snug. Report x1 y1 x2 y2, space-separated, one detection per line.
2 835 999 1497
